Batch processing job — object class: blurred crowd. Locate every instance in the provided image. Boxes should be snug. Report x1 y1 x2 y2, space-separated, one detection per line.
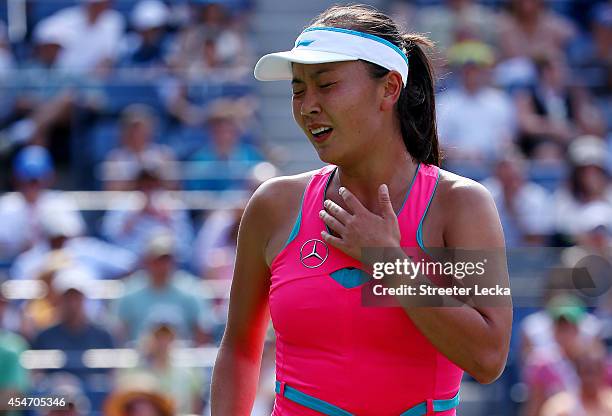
0 0 610 415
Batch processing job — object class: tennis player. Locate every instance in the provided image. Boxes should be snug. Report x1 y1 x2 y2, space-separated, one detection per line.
211 5 512 415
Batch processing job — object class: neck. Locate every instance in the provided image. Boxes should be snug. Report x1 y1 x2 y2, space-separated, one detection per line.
333 134 417 213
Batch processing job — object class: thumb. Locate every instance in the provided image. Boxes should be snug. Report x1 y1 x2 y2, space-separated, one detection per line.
378 184 395 219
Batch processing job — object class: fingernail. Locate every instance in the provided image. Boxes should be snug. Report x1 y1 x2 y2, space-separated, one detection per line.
381 184 389 194
319 210 325 217
324 199 330 208
339 187 345 195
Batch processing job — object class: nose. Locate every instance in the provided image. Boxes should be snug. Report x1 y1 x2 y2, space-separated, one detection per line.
300 89 321 117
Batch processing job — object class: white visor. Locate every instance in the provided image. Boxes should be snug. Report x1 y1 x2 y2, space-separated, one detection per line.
254 27 409 85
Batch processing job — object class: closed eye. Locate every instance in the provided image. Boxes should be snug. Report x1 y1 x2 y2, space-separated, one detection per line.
319 82 336 89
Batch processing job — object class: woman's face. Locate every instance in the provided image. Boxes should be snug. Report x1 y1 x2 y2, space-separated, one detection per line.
291 61 384 165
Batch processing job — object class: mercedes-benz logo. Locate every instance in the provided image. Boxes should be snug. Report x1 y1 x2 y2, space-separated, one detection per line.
300 239 329 268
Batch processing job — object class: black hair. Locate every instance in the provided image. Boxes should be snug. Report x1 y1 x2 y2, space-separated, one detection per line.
309 4 441 166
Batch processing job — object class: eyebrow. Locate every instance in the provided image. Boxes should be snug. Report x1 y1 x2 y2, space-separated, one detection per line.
291 68 334 84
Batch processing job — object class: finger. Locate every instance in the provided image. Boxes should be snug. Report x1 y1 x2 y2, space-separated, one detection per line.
319 210 346 235
378 184 396 220
323 199 352 224
321 230 348 253
339 187 367 215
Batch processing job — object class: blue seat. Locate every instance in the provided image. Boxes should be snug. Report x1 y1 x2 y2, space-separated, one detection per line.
103 82 163 113
31 0 77 24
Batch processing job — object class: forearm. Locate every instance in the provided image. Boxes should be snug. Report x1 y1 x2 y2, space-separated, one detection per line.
380 247 511 383
210 341 263 415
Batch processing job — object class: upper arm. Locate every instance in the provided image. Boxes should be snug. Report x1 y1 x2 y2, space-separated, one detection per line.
443 180 513 344
221 179 281 359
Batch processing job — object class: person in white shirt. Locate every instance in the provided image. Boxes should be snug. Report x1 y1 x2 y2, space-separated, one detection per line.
42 0 125 75
0 146 84 260
437 41 516 162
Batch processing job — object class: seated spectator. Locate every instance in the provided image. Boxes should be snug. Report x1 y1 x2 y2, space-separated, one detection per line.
515 56 606 159
540 339 612 415
42 0 125 76
0 21 15 78
436 41 516 161
10 210 137 281
120 0 172 73
415 0 498 52
168 0 252 81
186 100 263 191
118 320 204 414
570 3 612 98
552 135 612 240
193 206 242 280
103 372 174 416
102 105 178 191
496 0 576 62
115 233 212 345
40 372 91 416
29 16 74 71
0 293 29 407
481 151 553 246
522 294 593 416
31 267 115 382
101 164 193 262
0 146 85 260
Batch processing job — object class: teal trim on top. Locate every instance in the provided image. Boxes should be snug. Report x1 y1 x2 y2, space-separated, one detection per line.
399 392 461 416
322 167 337 235
275 380 459 416
416 168 440 255
302 27 409 64
397 162 421 216
329 268 370 289
275 381 353 416
283 185 307 249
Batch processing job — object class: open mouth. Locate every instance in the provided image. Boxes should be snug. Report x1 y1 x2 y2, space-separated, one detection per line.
310 126 333 142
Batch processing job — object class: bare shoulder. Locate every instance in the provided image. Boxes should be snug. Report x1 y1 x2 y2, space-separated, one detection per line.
248 170 316 219
433 168 504 248
244 170 319 264
435 169 496 212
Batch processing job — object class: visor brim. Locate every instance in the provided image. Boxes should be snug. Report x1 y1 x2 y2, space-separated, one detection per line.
254 49 359 81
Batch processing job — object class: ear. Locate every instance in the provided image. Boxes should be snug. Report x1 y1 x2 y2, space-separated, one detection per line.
380 71 403 112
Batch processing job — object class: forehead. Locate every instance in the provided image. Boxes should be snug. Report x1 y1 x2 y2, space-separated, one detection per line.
291 61 365 82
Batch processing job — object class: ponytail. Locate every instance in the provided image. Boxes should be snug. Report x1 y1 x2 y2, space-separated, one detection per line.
396 34 440 166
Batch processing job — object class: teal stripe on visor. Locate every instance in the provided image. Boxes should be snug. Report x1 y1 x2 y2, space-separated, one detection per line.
301 26 409 64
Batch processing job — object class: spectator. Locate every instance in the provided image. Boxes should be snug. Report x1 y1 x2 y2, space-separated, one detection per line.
31 266 116 382
10 209 137 281
119 320 204 414
415 0 498 52
552 135 612 240
570 3 612 98
186 100 263 191
115 233 211 344
481 151 553 246
0 21 15 78
0 293 29 406
0 146 85 260
30 17 74 70
169 0 251 81
516 56 606 160
540 339 612 415
102 105 178 191
522 294 592 416
436 41 516 161
103 372 174 416
43 0 125 76
496 0 576 62
101 164 193 263
41 373 91 416
120 0 172 72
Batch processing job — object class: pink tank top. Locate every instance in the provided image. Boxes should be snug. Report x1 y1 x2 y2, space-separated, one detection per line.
269 163 463 416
